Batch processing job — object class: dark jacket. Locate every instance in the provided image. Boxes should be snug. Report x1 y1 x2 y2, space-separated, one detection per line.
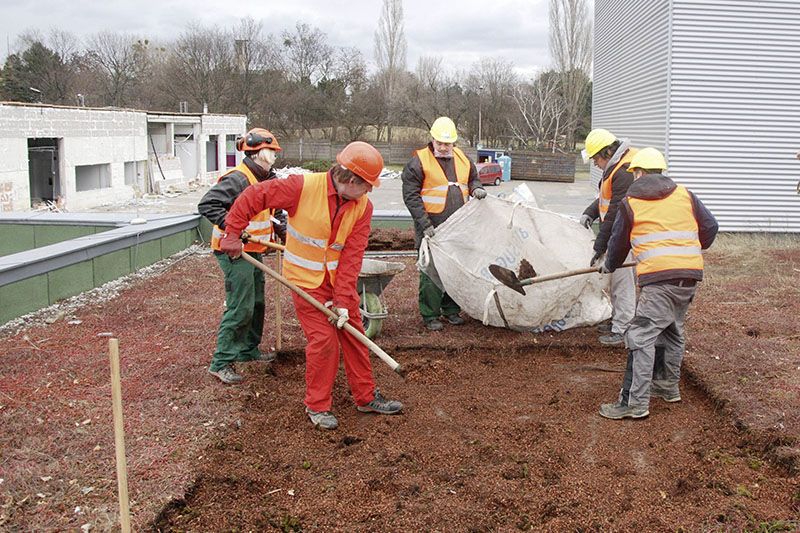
198 157 286 242
401 143 482 247
605 173 719 286
583 144 635 254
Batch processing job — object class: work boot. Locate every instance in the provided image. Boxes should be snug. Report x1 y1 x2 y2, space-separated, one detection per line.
306 408 339 430
599 401 649 420
251 350 277 363
424 318 444 331
208 365 243 384
444 314 465 326
357 389 403 415
651 388 682 403
596 321 612 334
599 332 625 346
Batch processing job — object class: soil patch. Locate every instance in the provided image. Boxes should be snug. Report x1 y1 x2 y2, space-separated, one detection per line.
1 234 799 531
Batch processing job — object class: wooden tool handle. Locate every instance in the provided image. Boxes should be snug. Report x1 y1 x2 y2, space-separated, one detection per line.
523 261 637 286
240 252 404 377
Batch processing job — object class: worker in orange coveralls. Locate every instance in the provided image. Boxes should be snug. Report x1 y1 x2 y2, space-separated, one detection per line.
218 141 403 430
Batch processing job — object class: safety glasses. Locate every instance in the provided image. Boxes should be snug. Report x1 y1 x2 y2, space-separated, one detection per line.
247 132 273 145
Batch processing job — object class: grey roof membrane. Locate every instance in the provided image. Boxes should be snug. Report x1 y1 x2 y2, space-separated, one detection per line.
0 213 200 286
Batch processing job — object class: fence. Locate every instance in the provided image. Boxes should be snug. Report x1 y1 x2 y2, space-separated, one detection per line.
509 151 575 182
279 140 477 166
279 140 574 182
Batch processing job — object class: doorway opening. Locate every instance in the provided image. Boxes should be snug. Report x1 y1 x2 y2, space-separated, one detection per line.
27 138 62 208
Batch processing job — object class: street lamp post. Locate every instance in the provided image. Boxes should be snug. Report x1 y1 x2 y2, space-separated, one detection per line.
477 85 484 149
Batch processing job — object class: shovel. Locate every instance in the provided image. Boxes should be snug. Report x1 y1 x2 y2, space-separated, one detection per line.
239 250 405 378
489 261 636 295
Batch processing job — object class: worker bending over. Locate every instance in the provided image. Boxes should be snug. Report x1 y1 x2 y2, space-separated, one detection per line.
219 141 403 430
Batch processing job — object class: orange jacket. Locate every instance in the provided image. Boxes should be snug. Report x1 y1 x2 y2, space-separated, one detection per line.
629 185 703 277
417 146 471 214
210 162 274 253
282 172 369 289
599 148 638 221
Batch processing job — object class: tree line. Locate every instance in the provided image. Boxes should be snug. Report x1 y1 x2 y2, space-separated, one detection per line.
0 0 592 151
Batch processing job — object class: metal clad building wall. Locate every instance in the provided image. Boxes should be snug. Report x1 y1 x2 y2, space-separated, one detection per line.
670 0 800 231
592 0 671 184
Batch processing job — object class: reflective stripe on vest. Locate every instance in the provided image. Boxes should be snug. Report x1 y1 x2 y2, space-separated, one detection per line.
282 172 368 289
418 147 471 214
628 185 703 277
210 162 274 253
599 148 638 221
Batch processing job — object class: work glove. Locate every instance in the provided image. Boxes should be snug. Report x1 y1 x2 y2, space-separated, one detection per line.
590 251 604 267
599 262 613 274
325 301 349 329
423 225 436 239
471 188 487 200
579 214 594 229
219 230 244 259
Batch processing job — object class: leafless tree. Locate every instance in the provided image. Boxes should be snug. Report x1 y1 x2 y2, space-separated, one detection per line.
548 0 592 148
15 29 80 104
373 0 407 142
463 58 518 147
161 24 236 112
85 32 148 107
281 22 333 85
400 56 469 134
508 70 565 150
331 48 383 141
230 18 281 117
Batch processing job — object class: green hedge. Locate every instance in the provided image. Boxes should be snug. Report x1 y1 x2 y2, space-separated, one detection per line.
278 159 332 173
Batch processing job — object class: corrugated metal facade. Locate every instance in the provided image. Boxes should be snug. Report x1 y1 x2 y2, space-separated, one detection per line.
593 0 800 232
593 0 671 150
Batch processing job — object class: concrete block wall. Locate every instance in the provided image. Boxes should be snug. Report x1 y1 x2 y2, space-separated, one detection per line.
0 137 28 211
200 114 247 184
0 104 148 211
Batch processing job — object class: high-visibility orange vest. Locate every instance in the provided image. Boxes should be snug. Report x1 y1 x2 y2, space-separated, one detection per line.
282 172 369 289
210 162 275 253
599 147 638 221
629 185 703 277
417 146 471 214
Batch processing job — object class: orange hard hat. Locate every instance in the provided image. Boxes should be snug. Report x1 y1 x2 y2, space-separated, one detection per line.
236 128 282 152
336 141 383 187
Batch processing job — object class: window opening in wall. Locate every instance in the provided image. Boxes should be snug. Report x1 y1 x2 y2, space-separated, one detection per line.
226 134 237 168
76 163 111 192
206 134 219 172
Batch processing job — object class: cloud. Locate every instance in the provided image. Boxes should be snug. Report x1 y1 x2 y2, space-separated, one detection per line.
0 0 551 75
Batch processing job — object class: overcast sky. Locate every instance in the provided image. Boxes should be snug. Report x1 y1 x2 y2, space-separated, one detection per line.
0 0 551 78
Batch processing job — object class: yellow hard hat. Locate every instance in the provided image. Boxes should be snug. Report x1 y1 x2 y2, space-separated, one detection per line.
430 116 458 143
628 147 667 173
584 128 617 158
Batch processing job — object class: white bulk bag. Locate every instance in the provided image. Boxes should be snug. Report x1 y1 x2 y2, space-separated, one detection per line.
417 194 611 332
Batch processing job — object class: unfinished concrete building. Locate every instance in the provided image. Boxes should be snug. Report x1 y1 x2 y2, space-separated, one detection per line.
0 102 246 212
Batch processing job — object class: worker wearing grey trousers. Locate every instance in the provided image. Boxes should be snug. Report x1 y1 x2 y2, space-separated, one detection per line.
598 147 718 420
607 252 636 338
619 283 695 407
580 129 637 345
